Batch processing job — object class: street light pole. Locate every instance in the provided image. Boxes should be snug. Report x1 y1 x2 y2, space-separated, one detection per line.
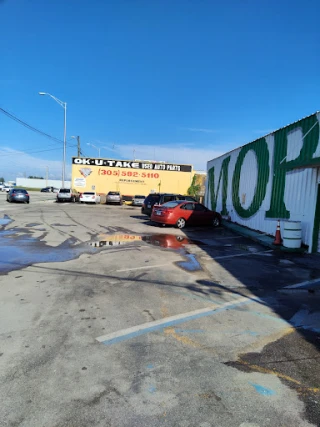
39 92 67 188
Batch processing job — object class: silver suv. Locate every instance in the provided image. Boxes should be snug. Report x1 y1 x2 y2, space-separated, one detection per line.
106 191 122 205
57 188 79 203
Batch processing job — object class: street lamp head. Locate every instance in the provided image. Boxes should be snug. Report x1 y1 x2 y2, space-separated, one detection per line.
38 92 46 96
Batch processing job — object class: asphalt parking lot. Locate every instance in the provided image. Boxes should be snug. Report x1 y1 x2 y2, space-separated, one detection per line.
0 191 319 427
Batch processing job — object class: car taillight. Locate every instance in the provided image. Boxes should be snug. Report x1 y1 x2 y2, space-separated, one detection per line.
164 209 173 214
26 193 29 196
92 196 95 199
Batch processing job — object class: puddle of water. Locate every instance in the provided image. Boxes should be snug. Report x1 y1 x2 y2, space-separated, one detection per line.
142 234 207 249
0 215 12 227
176 253 202 272
89 232 204 272
0 229 98 273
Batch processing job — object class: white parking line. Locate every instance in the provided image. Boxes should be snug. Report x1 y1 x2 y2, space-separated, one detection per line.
283 278 320 289
96 296 256 345
213 250 273 260
116 264 169 272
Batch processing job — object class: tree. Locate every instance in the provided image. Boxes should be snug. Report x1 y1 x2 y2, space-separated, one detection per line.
0 177 4 183
28 176 44 179
187 175 201 199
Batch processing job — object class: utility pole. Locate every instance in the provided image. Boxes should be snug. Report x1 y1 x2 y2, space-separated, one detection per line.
45 166 49 187
77 136 81 157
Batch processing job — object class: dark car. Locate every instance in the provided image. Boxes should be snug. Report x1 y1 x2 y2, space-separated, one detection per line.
7 188 30 204
150 200 222 229
41 187 51 192
141 193 197 216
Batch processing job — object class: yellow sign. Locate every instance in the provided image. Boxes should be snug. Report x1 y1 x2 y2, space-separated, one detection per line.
72 157 193 196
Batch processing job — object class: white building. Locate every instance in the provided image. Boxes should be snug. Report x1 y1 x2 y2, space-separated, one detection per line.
16 178 71 189
206 111 320 253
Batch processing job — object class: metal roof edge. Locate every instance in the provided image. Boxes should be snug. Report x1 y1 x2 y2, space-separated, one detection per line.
207 110 320 165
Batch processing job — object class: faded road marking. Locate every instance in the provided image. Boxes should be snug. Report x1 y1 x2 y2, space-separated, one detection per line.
239 359 320 393
283 278 320 290
96 296 256 345
248 382 275 396
115 264 169 272
214 250 273 260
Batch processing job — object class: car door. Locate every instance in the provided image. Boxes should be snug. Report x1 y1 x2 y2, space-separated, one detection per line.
178 202 196 224
193 203 211 225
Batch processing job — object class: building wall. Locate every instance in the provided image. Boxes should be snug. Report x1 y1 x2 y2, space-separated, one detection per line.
16 178 71 189
71 158 193 196
206 112 320 251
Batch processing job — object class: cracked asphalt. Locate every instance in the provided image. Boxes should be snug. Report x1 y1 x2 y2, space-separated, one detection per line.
0 192 319 427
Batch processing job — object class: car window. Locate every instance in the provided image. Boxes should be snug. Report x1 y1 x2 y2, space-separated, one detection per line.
146 195 160 203
108 191 120 195
14 189 27 194
194 204 207 212
83 192 95 195
163 195 175 203
162 201 181 208
181 203 195 211
135 195 145 199
59 189 71 193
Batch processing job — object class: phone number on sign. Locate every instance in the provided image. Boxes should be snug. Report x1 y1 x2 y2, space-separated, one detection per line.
98 169 160 179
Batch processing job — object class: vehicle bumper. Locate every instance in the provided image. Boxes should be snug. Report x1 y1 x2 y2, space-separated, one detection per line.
12 197 29 203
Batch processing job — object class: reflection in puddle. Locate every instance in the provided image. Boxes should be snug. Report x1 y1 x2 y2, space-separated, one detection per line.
176 253 202 272
0 215 12 227
0 229 98 273
90 233 206 250
90 233 203 272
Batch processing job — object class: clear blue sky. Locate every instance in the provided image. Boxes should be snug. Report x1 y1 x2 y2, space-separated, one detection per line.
1 0 319 180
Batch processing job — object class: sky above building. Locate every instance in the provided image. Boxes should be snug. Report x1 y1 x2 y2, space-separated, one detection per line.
1 0 320 180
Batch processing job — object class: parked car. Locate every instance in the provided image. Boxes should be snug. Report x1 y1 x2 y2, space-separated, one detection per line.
79 192 101 204
56 188 79 203
150 200 222 229
7 188 29 204
106 191 122 205
122 195 134 205
0 184 4 190
41 186 60 193
132 195 146 207
2 186 12 193
141 193 197 216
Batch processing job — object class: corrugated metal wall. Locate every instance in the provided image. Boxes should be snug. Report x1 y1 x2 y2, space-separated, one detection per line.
16 178 71 189
206 112 320 251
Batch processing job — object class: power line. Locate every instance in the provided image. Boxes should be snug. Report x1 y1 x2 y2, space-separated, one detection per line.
0 144 78 157
0 106 64 144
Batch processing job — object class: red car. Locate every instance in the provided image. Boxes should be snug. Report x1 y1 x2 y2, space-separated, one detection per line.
150 200 222 229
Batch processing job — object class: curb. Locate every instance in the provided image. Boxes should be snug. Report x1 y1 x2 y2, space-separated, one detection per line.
222 220 307 253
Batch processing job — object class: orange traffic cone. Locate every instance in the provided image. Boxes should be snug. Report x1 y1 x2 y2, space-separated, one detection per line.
273 220 282 245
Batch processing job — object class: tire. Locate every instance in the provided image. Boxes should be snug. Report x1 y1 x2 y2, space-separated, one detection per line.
176 218 186 229
212 216 221 227
176 236 184 242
